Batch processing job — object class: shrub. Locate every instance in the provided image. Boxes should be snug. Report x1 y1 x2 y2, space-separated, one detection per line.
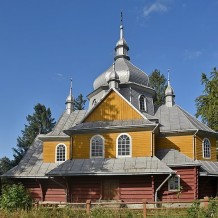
0 183 32 211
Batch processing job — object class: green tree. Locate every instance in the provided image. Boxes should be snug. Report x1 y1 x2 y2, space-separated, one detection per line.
149 69 167 108
0 183 32 210
13 103 56 165
74 94 87 110
195 67 218 131
0 157 13 175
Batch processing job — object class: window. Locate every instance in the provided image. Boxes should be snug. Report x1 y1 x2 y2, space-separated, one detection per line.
168 175 180 191
117 134 131 157
139 95 147 111
202 138 211 159
56 144 66 162
90 135 104 158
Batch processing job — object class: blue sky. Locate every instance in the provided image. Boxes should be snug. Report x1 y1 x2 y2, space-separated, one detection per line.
0 0 218 159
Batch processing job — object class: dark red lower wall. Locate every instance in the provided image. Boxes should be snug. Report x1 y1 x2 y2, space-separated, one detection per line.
199 177 217 198
156 167 198 202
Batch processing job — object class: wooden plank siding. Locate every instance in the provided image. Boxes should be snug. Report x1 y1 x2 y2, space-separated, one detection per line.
156 167 198 202
119 176 153 202
69 177 101 202
68 176 153 203
43 141 70 163
84 90 143 122
72 131 152 159
195 136 217 161
156 135 194 159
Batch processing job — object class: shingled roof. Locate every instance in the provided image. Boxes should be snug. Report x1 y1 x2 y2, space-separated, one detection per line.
2 139 58 178
46 110 87 136
47 156 174 176
156 149 200 167
155 104 215 133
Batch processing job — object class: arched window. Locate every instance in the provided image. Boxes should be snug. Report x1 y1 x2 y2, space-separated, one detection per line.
90 135 104 158
56 144 67 162
202 138 211 158
116 134 131 157
139 95 147 111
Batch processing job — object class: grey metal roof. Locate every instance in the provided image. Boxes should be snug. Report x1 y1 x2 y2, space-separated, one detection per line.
93 58 150 90
156 149 200 167
197 160 218 176
64 119 156 135
46 110 87 136
2 139 59 178
47 156 174 176
155 104 215 133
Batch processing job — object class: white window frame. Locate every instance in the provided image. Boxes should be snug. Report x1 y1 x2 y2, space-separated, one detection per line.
139 95 147 111
55 143 67 163
202 138 211 159
168 175 180 191
90 135 104 158
116 133 132 158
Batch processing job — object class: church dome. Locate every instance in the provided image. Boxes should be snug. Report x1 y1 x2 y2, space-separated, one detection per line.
93 14 150 90
94 58 150 90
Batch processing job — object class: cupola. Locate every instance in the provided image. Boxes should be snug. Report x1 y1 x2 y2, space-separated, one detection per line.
107 62 120 89
165 71 175 107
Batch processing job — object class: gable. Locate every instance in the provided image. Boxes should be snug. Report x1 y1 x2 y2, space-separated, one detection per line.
84 90 143 122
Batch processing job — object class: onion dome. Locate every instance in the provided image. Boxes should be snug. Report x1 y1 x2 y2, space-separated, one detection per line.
93 13 150 90
107 62 120 89
165 70 175 107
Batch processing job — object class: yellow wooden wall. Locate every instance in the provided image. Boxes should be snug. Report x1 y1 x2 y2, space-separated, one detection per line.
156 135 194 159
84 91 143 122
195 136 217 161
43 141 70 163
72 131 152 159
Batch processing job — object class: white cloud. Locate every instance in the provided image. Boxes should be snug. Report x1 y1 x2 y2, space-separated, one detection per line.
185 50 203 60
57 73 63 77
143 2 168 17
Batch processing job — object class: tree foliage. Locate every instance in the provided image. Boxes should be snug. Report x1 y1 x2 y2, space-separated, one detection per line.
195 67 218 131
74 94 87 110
149 69 167 108
12 103 56 165
0 157 13 175
0 183 32 210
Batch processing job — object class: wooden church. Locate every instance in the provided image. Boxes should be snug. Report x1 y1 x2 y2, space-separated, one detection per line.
3 17 218 203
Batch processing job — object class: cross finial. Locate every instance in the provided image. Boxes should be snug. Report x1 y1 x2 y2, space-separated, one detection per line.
167 69 170 81
70 78 73 95
121 11 123 26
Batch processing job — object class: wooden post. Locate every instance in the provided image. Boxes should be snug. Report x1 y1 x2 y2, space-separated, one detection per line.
86 200 91 214
204 196 209 208
143 199 147 218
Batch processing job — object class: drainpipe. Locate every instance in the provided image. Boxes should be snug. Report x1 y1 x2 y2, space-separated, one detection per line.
151 124 159 157
193 130 199 160
155 173 173 204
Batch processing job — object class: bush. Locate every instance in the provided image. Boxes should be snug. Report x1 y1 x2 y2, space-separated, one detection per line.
0 183 32 211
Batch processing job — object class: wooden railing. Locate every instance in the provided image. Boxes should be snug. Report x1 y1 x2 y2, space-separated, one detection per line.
34 197 217 218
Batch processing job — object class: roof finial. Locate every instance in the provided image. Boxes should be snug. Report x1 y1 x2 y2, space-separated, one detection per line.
114 12 130 61
120 11 124 39
66 78 74 114
70 78 73 96
167 69 170 81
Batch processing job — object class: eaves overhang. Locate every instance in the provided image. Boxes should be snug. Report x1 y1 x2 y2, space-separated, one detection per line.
38 135 70 141
64 124 156 136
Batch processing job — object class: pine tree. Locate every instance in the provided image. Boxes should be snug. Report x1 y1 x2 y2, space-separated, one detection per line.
12 103 56 165
149 69 167 108
74 94 87 110
195 67 218 131
0 157 13 175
